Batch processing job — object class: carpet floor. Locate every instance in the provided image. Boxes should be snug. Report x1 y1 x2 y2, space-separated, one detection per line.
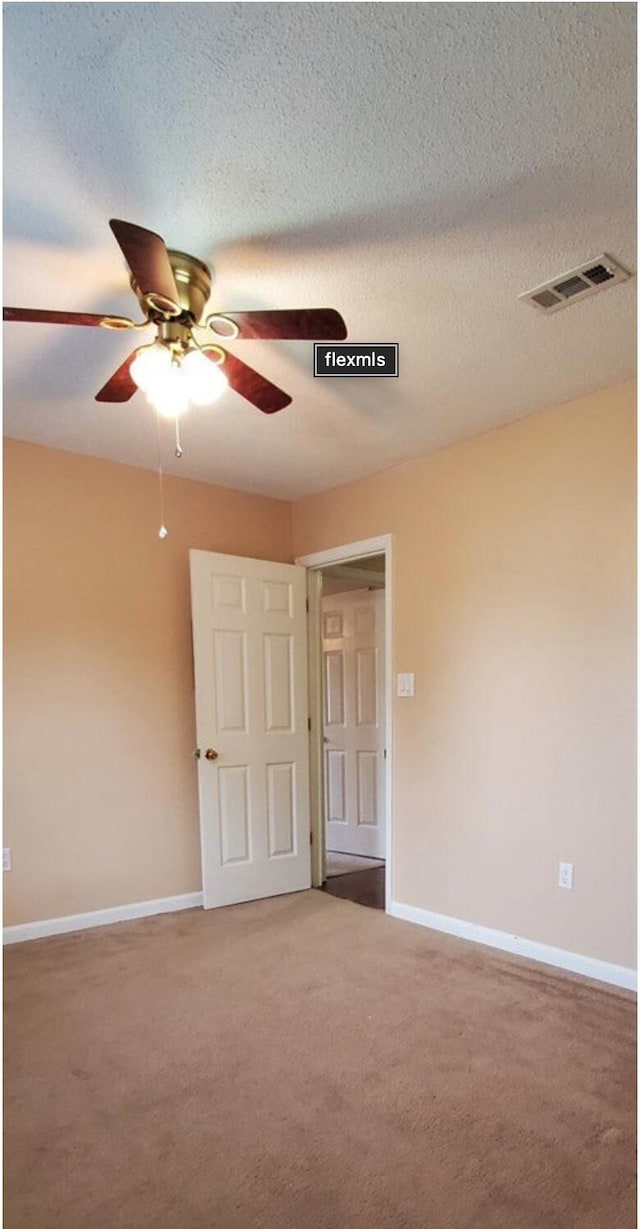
4 891 636 1229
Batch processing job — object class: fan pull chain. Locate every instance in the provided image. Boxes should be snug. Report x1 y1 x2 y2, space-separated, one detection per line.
155 409 169 540
174 416 183 458
157 464 168 539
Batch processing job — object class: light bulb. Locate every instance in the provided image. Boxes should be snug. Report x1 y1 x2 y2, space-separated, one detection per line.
182 348 228 406
150 364 189 418
130 343 172 395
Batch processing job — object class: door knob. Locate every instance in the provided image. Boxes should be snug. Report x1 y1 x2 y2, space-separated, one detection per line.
204 748 219 761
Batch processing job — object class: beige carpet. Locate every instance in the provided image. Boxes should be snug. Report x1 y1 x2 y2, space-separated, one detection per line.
326 851 385 877
4 891 636 1229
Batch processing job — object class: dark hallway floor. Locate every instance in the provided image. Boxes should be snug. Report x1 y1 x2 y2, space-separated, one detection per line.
321 865 385 910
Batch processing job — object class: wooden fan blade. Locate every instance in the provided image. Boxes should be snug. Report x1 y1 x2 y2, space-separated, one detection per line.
212 308 347 341
209 348 292 414
95 352 138 402
4 307 113 327
109 219 179 306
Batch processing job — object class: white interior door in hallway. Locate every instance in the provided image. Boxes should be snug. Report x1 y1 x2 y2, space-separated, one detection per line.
190 550 311 908
323 588 386 859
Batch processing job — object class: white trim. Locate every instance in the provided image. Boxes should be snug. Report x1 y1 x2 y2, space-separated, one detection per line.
296 536 390 570
3 892 203 945
296 535 394 909
389 901 637 991
306 567 325 887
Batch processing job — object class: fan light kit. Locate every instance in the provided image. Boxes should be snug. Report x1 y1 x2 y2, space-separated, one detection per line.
130 340 229 417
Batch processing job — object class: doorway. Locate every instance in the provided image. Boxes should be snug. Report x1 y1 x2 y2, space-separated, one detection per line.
321 558 386 908
296 536 393 913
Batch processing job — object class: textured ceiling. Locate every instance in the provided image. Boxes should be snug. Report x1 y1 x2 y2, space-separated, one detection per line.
3 2 636 499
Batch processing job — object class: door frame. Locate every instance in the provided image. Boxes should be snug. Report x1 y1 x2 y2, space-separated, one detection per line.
296 535 393 912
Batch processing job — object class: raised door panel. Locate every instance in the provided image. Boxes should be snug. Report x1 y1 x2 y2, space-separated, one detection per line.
356 751 378 827
354 604 376 636
326 749 346 823
214 631 248 733
212 574 247 614
323 610 343 639
267 763 296 857
264 634 294 733
324 650 345 727
262 580 294 617
218 766 251 864
356 648 378 727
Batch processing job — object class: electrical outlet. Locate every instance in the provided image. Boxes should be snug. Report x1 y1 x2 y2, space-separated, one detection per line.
558 861 573 890
3 848 11 872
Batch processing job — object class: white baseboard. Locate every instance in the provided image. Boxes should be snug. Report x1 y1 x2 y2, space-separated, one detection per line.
5 893 635 992
3 891 203 945
388 901 637 992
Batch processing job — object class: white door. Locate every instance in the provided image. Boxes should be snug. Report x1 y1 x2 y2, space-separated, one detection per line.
190 550 311 908
323 589 386 858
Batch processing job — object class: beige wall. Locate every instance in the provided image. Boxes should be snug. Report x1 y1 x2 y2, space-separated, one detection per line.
5 382 636 968
293 382 637 969
4 440 292 925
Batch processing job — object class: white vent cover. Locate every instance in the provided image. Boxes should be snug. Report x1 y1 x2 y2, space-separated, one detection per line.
520 254 632 314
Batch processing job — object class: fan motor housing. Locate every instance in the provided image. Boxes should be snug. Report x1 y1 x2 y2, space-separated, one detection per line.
129 249 212 323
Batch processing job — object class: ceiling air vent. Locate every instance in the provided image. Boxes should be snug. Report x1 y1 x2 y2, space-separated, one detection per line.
520 254 632 314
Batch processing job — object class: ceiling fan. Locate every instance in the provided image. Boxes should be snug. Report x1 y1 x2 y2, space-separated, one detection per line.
3 219 348 417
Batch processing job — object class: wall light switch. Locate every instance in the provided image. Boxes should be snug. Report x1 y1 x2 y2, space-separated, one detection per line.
397 673 415 697
3 848 11 872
